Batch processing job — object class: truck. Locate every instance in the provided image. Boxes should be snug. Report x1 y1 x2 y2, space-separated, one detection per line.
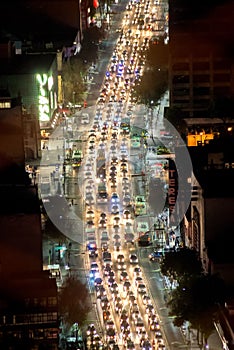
96 151 106 180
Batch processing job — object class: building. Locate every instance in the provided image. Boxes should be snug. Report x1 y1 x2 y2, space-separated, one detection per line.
0 91 59 349
168 0 234 119
184 138 234 276
0 91 41 161
178 138 234 349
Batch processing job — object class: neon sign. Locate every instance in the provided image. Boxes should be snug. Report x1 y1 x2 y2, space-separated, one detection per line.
36 73 53 122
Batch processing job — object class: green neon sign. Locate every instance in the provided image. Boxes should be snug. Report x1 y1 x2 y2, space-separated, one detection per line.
36 73 53 122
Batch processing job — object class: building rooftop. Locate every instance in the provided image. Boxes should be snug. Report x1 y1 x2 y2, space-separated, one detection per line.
0 1 77 47
0 183 40 214
0 53 56 75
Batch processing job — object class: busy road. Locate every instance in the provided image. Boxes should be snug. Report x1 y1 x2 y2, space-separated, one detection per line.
40 0 185 349
77 0 179 349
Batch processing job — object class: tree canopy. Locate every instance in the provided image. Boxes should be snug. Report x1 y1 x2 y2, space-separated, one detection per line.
160 247 226 344
58 276 91 328
62 57 87 105
132 39 169 107
133 69 168 107
168 273 226 339
160 247 203 280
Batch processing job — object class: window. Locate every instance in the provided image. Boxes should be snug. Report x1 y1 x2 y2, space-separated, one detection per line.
33 298 38 306
0 101 11 109
193 61 210 70
172 62 189 71
48 297 57 307
213 60 230 70
47 312 58 321
213 74 230 83
39 298 47 307
193 74 209 83
193 87 210 96
173 75 189 84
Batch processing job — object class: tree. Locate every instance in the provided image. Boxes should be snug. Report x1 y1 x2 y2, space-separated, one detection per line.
160 247 203 281
79 25 104 64
133 69 168 107
62 57 87 105
167 273 226 346
58 276 91 328
146 40 169 69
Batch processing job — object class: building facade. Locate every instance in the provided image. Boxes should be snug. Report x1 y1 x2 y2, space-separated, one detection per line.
168 0 234 119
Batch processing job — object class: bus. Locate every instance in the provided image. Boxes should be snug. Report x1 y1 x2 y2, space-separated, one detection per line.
134 195 147 216
131 135 141 148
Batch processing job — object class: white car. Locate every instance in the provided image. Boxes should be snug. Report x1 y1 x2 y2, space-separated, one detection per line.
81 113 90 124
129 254 138 264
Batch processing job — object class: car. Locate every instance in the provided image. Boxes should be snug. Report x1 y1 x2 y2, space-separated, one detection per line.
145 304 155 315
123 195 131 206
117 254 125 263
149 320 160 331
137 283 147 294
111 157 118 165
110 282 119 294
99 219 107 228
131 305 140 321
123 280 131 291
106 328 116 342
133 266 142 277
90 262 99 271
89 268 99 279
111 192 119 203
85 193 95 205
96 285 107 298
142 294 151 305
135 317 144 332
117 261 127 270
135 276 143 286
111 204 120 214
86 209 94 219
101 230 109 241
148 250 163 261
123 210 131 219
129 254 138 264
120 271 129 281
103 257 112 267
113 216 121 225
100 212 107 220
101 295 110 309
141 340 152 350
94 277 103 288
86 323 97 337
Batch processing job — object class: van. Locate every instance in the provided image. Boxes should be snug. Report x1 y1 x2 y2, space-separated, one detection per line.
81 113 89 124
